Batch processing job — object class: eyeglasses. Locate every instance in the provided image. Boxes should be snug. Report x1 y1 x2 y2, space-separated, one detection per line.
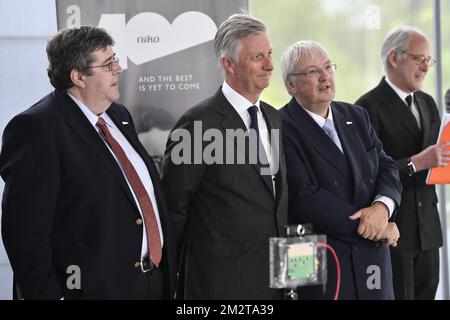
289 63 337 79
87 54 120 71
400 51 436 66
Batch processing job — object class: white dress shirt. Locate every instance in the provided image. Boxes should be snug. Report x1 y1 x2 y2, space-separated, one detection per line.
221 81 276 193
67 93 164 259
298 100 396 217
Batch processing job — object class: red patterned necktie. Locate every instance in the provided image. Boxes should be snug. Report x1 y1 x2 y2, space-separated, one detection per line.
96 117 162 266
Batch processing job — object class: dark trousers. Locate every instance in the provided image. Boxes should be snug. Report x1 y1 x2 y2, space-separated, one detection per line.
13 265 167 299
137 261 167 300
390 247 440 300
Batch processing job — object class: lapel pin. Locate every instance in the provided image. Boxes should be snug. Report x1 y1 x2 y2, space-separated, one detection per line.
122 121 129 125
346 121 353 125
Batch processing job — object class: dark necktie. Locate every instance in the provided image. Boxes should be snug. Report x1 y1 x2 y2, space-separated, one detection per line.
96 117 162 267
405 95 421 128
247 106 273 195
405 95 412 108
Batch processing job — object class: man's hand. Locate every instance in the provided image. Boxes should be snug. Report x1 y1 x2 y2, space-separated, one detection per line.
411 142 450 172
349 202 389 241
382 222 400 247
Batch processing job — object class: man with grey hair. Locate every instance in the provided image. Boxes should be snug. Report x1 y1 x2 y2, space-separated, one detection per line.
0 26 176 299
280 40 402 299
161 13 288 299
356 26 447 299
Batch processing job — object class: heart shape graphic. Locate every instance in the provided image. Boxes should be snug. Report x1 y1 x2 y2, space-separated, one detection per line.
125 11 217 65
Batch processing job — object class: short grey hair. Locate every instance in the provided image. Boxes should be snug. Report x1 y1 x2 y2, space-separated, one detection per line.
214 14 267 69
281 40 330 95
381 26 428 72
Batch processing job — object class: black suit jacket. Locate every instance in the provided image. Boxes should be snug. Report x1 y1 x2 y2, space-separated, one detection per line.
0 90 176 299
281 98 402 299
161 88 288 299
356 78 442 251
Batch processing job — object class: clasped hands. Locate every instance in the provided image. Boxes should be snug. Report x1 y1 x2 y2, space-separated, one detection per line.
349 202 399 247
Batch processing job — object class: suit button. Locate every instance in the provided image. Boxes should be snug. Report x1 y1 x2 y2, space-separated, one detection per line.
369 178 374 184
134 261 140 268
136 218 143 225
418 202 422 207
333 180 339 186
353 245 358 251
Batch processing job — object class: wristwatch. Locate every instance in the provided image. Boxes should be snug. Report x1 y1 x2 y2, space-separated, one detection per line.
407 158 416 175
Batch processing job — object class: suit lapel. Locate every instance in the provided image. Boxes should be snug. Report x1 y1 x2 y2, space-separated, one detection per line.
106 106 152 175
55 91 138 210
379 79 422 138
260 103 280 198
107 107 164 198
415 94 432 148
286 98 347 174
107 106 168 228
261 103 287 207
260 103 275 133
215 89 274 196
332 103 363 191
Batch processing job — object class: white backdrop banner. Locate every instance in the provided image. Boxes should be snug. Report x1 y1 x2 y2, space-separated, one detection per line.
55 0 248 165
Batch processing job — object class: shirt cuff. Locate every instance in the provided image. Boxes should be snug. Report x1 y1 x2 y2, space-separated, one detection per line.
373 195 396 218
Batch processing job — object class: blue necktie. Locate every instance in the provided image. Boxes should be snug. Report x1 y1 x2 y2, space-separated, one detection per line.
322 119 343 153
248 106 274 195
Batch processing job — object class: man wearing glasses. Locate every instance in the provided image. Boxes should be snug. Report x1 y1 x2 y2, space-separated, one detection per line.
280 40 402 299
0 27 176 299
356 26 446 300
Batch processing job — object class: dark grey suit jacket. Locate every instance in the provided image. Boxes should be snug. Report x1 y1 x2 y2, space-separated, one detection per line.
161 87 288 299
356 77 442 251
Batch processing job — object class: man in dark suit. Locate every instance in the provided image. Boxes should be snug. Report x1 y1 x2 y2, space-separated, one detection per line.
280 40 402 299
356 26 446 299
161 14 288 299
0 27 176 299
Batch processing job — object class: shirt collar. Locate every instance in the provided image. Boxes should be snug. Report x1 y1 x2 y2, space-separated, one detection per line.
66 92 114 128
222 81 261 115
296 98 333 128
385 76 413 104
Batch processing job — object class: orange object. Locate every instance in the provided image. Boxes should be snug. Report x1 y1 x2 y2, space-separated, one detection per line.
427 115 450 184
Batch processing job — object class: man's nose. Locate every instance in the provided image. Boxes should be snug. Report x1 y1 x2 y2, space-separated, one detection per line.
113 62 122 74
263 57 274 71
318 67 330 81
420 60 429 72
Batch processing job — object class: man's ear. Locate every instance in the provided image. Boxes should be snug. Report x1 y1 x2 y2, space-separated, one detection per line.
388 51 399 69
221 57 235 77
70 69 86 88
286 78 297 96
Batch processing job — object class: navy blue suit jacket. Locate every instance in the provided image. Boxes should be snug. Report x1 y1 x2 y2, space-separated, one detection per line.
0 90 176 299
281 98 402 299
